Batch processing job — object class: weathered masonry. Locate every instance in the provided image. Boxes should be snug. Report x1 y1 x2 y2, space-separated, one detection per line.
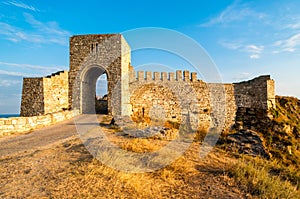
1 33 276 135
129 71 275 131
68 34 131 116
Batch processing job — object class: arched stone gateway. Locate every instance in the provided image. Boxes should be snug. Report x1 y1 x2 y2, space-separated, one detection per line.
69 34 132 116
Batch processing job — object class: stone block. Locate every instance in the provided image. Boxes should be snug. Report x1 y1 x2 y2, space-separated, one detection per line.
154 72 160 80
137 71 144 81
176 70 182 81
4 120 12 125
191 72 197 81
161 72 167 81
169 72 174 81
146 71 152 81
183 70 190 81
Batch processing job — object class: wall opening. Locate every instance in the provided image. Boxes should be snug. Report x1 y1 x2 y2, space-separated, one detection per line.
80 65 108 114
95 73 108 114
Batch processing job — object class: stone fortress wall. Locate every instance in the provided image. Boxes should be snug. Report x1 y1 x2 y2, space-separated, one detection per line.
0 34 276 135
129 69 275 131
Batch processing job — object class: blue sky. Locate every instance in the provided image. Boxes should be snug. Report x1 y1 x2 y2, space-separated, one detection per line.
0 0 300 114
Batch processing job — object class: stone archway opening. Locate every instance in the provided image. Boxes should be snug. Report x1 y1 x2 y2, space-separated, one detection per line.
95 73 108 114
80 65 109 114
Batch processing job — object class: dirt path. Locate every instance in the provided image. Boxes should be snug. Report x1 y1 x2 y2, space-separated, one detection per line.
0 114 105 158
0 117 77 158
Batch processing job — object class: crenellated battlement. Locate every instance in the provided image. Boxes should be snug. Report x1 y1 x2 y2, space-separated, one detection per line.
132 70 199 82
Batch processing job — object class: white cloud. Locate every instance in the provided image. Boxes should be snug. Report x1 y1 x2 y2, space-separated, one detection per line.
220 41 264 59
200 1 266 27
0 79 20 87
0 14 70 45
249 54 260 59
244 45 264 54
3 1 39 12
244 45 263 59
274 33 300 52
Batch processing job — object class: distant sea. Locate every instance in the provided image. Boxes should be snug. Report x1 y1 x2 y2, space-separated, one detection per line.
0 114 20 118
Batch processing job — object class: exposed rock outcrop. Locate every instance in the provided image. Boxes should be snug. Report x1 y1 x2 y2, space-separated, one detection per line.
225 130 271 159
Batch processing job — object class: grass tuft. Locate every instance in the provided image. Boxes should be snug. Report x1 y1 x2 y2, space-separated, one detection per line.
228 156 299 199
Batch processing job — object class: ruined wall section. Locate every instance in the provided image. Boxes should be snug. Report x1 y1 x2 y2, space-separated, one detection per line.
223 84 238 130
266 78 276 109
20 78 44 117
234 75 275 110
233 75 276 130
20 71 69 117
43 71 69 114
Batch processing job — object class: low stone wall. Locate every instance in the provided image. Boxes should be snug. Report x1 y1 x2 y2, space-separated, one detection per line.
0 110 79 136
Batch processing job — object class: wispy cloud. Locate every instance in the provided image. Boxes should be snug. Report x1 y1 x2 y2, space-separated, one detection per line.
0 69 34 77
0 22 43 43
249 54 260 59
244 45 264 53
220 40 264 59
285 22 300 30
202 1 300 56
0 79 20 87
24 13 69 37
3 0 39 12
0 61 65 71
0 61 66 78
244 45 264 59
274 33 300 52
219 40 242 50
0 13 70 45
278 11 300 30
233 72 252 81
200 1 266 27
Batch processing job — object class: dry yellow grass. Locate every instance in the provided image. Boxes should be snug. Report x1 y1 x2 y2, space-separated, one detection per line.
0 133 246 198
228 156 300 199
